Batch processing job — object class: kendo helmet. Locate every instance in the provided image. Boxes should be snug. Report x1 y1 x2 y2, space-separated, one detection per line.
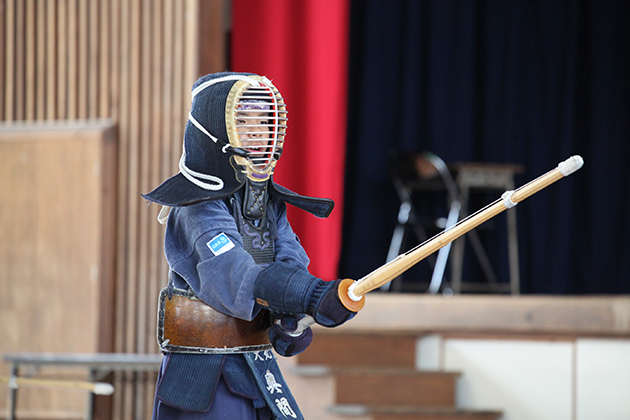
142 72 288 207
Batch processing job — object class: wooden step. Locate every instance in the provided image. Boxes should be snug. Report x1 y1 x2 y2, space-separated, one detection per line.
297 332 417 369
288 330 503 420
331 405 503 420
333 368 460 407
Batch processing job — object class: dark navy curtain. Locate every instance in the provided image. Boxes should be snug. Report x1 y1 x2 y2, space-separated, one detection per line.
339 0 630 294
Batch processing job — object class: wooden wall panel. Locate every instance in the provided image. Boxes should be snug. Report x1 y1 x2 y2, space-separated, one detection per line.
0 122 117 419
0 1 228 418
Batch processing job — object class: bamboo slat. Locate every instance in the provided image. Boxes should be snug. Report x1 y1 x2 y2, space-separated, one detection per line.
89 0 99 119
66 0 77 118
117 2 135 418
35 0 46 120
150 0 166 346
136 4 153 411
113 0 127 363
13 0 24 120
77 0 88 119
24 0 35 121
161 0 175 178
5 0 14 120
56 0 67 119
0 0 5 120
125 0 140 354
98 0 109 118
46 0 56 120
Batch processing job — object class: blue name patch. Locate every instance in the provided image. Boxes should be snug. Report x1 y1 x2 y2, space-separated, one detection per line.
207 233 235 256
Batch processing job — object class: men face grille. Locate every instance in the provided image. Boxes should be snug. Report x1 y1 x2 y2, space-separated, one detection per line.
235 84 287 174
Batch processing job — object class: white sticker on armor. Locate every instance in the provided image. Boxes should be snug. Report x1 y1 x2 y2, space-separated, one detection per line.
207 233 235 256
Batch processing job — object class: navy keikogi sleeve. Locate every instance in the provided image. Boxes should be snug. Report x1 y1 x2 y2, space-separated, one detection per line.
163 198 310 321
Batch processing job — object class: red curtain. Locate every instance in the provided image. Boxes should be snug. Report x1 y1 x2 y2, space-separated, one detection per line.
231 0 349 280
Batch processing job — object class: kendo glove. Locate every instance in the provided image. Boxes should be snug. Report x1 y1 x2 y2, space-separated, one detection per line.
309 278 357 327
269 314 314 357
254 261 358 328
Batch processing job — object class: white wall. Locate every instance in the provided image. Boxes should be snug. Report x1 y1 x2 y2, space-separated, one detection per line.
575 339 630 420
417 336 630 420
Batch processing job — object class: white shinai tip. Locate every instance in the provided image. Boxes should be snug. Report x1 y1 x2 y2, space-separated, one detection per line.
558 155 584 176
93 383 115 395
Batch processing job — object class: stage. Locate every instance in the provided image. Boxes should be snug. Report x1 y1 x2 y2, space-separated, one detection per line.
280 293 630 420
330 293 630 337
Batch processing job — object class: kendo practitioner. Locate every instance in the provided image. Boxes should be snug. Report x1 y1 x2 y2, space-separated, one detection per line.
143 72 358 420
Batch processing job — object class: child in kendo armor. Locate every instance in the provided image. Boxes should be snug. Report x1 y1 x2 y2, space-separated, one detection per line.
143 72 358 420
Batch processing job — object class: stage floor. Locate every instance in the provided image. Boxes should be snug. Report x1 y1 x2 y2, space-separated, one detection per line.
321 292 630 338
